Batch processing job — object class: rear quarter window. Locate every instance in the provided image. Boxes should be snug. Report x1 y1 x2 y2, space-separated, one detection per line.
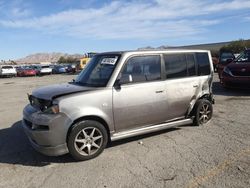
196 53 211 76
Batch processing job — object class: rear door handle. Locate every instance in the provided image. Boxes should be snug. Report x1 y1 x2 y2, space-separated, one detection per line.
155 90 164 93
193 85 198 88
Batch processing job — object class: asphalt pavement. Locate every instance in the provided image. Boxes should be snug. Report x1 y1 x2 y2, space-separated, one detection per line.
0 74 249 188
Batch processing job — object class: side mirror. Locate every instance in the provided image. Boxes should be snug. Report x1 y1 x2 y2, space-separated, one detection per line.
115 74 133 89
119 74 133 84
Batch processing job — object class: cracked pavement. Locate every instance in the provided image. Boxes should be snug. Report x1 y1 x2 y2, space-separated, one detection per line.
0 74 249 188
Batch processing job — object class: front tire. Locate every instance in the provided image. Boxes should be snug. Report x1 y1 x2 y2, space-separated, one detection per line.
193 99 213 126
67 120 108 161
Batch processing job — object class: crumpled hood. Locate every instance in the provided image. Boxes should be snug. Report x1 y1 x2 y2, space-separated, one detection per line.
32 83 95 100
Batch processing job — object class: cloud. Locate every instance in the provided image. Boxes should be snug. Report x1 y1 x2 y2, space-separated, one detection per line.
0 0 32 18
0 0 249 40
10 7 31 18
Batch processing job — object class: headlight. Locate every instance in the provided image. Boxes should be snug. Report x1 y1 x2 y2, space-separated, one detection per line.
223 67 232 76
43 104 60 114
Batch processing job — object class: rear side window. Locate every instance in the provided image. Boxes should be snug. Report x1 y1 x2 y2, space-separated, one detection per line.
164 54 187 78
196 53 211 75
121 55 161 83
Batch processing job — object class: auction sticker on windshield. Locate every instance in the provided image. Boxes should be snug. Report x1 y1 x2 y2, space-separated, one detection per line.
101 56 118 65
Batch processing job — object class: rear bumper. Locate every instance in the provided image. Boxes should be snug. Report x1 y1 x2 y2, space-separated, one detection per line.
25 73 36 76
0 73 16 76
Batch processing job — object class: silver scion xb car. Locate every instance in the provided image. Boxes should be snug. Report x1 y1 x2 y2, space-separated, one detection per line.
23 50 214 161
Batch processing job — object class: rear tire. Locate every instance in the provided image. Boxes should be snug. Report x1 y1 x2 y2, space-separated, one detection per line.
193 99 213 126
67 120 108 161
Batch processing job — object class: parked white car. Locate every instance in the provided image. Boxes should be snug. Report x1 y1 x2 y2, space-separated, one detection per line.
0 65 17 77
38 65 53 75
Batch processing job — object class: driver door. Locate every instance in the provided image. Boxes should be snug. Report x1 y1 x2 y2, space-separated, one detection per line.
112 55 169 132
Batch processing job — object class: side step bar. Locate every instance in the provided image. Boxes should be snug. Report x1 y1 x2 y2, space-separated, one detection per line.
111 118 193 141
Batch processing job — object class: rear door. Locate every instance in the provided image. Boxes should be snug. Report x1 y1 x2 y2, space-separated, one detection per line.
112 55 168 132
162 53 199 119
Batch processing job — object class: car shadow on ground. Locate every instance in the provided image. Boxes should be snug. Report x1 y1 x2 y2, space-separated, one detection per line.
0 121 75 167
0 121 179 167
212 81 250 97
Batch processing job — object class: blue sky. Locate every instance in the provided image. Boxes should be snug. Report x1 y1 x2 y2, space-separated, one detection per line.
0 0 250 60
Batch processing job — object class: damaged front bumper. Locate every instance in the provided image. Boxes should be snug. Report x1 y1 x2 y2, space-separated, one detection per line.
22 104 72 156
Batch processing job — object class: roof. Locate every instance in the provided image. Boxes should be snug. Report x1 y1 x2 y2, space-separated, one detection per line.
98 49 210 55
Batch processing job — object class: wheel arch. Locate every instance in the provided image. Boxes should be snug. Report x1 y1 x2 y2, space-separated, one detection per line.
66 115 111 143
188 93 214 117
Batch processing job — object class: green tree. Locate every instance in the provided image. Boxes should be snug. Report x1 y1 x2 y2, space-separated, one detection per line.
220 39 250 53
58 56 78 64
58 56 67 64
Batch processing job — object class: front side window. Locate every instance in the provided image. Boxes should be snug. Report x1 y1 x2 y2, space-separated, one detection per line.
120 55 161 84
75 54 120 87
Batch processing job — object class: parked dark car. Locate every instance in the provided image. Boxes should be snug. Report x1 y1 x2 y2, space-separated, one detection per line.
220 49 250 88
17 67 37 77
65 64 76 73
52 65 67 74
217 51 235 79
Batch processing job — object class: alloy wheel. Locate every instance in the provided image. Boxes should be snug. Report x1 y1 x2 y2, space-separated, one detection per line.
198 104 212 124
74 127 103 156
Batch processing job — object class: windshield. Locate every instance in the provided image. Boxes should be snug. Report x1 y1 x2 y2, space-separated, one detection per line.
235 50 250 63
74 54 120 87
220 52 234 60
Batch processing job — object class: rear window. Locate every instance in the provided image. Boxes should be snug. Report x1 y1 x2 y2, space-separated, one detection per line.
2 66 13 69
196 53 211 76
42 66 50 68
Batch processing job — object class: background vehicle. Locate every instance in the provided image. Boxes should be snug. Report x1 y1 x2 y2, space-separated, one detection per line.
217 51 235 78
78 52 97 70
23 50 214 161
52 65 67 74
37 65 53 75
0 65 17 77
17 66 37 77
66 64 76 73
220 49 250 88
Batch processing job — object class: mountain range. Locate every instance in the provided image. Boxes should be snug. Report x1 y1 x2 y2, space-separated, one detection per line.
15 52 83 64
8 40 248 64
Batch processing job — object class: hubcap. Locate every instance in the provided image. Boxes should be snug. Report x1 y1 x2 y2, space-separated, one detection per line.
74 127 103 156
199 104 211 124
